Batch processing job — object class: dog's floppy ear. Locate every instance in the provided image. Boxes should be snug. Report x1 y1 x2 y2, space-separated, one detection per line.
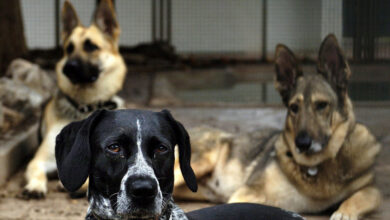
55 110 104 192
274 44 303 105
317 34 351 102
61 0 80 41
93 0 120 40
161 109 198 192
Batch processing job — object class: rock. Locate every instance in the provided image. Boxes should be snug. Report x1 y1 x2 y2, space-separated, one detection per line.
0 59 55 122
5 59 55 101
0 106 24 133
0 78 43 113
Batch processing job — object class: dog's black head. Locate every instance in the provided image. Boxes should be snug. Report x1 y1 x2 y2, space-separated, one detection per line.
55 109 197 219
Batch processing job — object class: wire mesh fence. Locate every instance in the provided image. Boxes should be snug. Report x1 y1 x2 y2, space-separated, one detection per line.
19 0 390 105
21 0 390 61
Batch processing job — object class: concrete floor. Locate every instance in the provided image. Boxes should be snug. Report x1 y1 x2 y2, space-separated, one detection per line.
0 106 389 219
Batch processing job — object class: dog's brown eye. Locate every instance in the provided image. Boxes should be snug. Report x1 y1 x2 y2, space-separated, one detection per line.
290 104 299 114
107 144 121 153
66 43 74 54
154 145 168 154
84 39 99 52
316 101 328 111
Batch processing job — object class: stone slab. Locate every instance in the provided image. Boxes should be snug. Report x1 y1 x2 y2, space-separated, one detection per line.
0 123 39 186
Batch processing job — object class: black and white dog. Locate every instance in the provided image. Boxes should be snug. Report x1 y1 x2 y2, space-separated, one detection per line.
55 109 304 220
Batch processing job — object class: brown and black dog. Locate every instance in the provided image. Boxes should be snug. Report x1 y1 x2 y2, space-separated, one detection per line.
23 0 126 198
174 34 381 220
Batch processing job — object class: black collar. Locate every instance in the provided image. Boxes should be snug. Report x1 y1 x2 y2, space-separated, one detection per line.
62 92 118 113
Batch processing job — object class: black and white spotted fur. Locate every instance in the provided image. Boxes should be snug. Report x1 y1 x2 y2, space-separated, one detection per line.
55 109 197 220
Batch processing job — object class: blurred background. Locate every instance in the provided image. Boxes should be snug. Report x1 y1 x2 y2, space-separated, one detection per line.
0 1 389 219
2 0 389 106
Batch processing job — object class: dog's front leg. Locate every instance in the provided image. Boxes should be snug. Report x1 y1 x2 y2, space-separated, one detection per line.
330 186 381 220
23 123 65 198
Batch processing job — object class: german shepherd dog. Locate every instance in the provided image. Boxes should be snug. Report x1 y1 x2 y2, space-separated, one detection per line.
174 34 381 220
23 0 126 198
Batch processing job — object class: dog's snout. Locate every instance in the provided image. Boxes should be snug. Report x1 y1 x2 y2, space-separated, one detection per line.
128 177 158 202
295 131 312 153
63 58 99 84
63 59 81 77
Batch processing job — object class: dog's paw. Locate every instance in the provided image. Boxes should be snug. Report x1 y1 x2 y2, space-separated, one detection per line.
21 189 45 199
330 211 359 220
21 180 47 199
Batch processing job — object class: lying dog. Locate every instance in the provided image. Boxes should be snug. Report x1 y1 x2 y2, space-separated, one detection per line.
23 0 126 198
174 34 381 220
55 109 304 220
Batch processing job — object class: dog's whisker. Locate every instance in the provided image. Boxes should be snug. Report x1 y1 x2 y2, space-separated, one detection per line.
109 192 119 200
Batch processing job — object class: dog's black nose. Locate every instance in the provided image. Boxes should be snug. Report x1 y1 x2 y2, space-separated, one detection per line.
295 131 312 153
128 178 158 203
63 59 82 81
63 58 99 84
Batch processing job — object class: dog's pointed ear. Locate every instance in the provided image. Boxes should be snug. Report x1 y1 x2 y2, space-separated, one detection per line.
274 44 303 105
55 110 104 192
61 0 80 42
93 0 120 40
160 109 198 192
317 34 351 101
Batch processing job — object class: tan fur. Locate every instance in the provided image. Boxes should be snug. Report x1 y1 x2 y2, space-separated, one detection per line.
174 126 234 201
175 35 381 220
23 0 126 198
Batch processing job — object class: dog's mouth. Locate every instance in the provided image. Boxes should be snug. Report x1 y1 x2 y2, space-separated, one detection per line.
295 138 329 155
114 206 164 220
117 213 158 220
295 132 329 155
306 141 323 154
90 204 161 220
113 196 170 220
62 58 100 84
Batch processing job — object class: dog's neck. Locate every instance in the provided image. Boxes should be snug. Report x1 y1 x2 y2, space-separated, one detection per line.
54 90 121 120
85 196 188 220
61 90 118 113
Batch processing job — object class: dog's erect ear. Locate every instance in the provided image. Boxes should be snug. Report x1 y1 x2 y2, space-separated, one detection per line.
93 0 119 40
274 44 303 105
55 110 104 192
61 0 80 42
161 109 198 192
317 34 351 101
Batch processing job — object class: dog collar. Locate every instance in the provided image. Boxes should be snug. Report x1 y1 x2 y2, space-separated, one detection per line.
62 92 118 113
